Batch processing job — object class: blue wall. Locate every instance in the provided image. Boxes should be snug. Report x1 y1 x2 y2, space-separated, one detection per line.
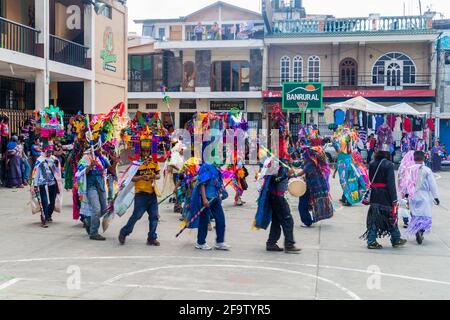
440 120 450 149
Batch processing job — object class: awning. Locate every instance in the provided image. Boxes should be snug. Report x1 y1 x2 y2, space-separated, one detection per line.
328 96 387 113
386 103 427 115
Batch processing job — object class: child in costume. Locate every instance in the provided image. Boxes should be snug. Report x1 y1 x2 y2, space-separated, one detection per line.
187 161 230 251
405 151 440 245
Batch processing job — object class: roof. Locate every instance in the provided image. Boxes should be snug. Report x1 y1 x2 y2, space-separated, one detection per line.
134 1 262 25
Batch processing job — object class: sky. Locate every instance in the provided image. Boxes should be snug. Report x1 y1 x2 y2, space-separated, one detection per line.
127 0 450 34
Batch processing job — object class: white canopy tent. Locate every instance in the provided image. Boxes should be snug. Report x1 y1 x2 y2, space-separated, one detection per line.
328 96 387 114
386 103 427 116
328 97 427 115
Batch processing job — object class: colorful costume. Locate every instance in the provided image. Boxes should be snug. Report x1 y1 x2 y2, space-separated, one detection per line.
334 126 367 205
300 146 334 224
405 164 439 239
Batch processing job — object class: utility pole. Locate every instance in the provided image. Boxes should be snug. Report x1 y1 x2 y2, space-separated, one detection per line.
435 33 443 140
419 0 422 16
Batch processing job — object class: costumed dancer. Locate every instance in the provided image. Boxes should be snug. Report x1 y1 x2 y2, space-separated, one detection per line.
76 145 111 241
118 134 162 246
297 146 334 227
398 150 416 228
333 126 367 206
254 106 301 254
402 151 440 245
360 130 407 249
31 148 61 227
167 140 187 213
224 109 249 207
187 160 230 251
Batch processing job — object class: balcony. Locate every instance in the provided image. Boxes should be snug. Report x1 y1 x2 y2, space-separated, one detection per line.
49 35 89 69
272 15 432 35
266 74 433 90
0 17 40 56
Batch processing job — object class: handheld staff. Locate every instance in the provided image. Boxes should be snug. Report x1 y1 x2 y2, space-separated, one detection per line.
34 187 48 228
175 179 233 238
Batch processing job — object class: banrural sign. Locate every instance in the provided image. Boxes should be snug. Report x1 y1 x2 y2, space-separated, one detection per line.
282 82 323 111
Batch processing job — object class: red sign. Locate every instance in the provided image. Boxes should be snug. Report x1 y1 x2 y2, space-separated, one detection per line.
263 89 435 99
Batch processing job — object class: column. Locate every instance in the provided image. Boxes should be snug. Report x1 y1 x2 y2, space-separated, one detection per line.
84 80 95 114
84 3 95 67
35 70 49 110
262 45 269 90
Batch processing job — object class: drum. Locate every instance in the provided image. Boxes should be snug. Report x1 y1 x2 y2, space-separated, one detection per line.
288 178 307 197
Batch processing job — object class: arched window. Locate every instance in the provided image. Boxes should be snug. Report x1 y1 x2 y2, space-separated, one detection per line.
339 58 358 86
280 56 291 83
308 55 320 82
372 52 416 86
293 56 303 82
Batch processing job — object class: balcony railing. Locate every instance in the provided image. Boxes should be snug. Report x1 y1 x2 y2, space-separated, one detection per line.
272 15 431 34
0 17 40 56
49 35 88 69
266 74 433 89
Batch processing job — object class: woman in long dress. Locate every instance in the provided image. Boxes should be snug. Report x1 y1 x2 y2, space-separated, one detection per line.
6 136 24 188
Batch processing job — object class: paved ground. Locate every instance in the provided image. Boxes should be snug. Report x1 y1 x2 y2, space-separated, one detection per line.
1 166 450 300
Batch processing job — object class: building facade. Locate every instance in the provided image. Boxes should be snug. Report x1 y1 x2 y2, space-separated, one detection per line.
0 0 128 116
128 1 265 131
262 0 440 137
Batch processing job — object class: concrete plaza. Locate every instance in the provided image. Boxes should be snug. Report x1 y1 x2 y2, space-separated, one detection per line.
0 166 450 300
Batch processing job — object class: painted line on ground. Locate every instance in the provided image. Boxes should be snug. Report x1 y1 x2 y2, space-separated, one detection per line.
0 278 21 291
103 264 361 300
1 255 450 287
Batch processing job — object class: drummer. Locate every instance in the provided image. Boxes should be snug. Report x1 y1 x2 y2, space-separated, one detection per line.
265 157 302 254
296 146 334 227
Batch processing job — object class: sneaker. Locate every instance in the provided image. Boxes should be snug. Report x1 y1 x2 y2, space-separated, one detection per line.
416 232 424 245
266 244 284 252
46 217 53 223
90 234 106 241
41 223 48 229
214 243 231 251
368 242 383 249
285 246 302 254
208 223 213 231
234 199 244 206
392 239 407 248
403 224 408 229
195 243 212 251
118 234 126 245
147 239 160 246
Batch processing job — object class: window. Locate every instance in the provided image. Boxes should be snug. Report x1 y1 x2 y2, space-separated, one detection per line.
211 61 250 92
146 104 158 110
179 99 197 110
339 58 358 86
128 54 164 92
387 63 401 87
280 56 290 83
100 5 112 19
293 56 303 82
142 25 154 37
128 104 139 110
308 56 320 82
372 52 416 86
158 28 166 40
183 62 195 92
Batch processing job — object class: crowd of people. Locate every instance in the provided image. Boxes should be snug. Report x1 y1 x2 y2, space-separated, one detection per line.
0 103 445 254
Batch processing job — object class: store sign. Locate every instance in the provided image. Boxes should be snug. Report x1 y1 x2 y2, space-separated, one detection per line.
210 100 245 111
282 82 323 111
100 27 118 72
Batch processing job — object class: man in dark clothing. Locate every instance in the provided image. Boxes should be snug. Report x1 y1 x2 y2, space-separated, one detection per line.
361 150 407 249
266 161 302 254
